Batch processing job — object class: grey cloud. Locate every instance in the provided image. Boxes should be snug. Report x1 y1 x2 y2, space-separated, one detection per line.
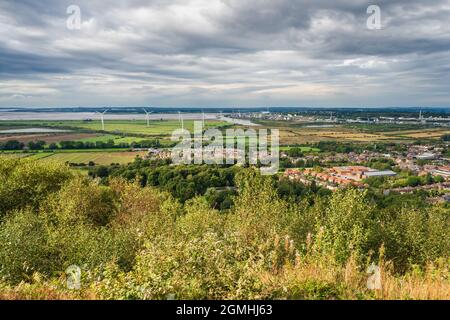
0 0 449 107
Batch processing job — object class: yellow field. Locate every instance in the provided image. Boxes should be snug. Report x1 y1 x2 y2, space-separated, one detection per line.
398 131 449 139
383 128 450 138
277 127 390 144
271 125 450 145
0 153 29 159
41 151 148 165
309 131 387 141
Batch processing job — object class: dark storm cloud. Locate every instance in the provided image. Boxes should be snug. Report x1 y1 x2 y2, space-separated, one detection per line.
0 48 69 75
0 0 449 107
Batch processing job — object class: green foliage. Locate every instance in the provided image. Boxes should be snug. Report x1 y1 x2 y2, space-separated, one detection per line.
231 170 290 245
177 197 224 238
27 140 46 150
287 147 304 158
204 188 236 210
42 176 118 226
0 159 73 216
0 158 448 299
391 174 443 188
365 158 395 171
318 189 376 264
108 162 237 204
365 176 388 188
379 205 449 271
286 280 344 300
0 140 24 150
0 209 50 282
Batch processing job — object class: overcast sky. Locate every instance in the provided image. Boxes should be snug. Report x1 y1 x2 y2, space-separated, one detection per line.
0 0 449 108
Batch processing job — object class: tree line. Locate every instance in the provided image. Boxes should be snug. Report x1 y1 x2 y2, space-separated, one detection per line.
0 139 162 150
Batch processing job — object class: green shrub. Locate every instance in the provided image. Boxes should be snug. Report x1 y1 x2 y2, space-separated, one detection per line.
0 159 73 216
0 209 50 283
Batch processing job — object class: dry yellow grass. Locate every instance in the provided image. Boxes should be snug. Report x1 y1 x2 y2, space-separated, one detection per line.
384 129 450 139
270 124 449 145
257 252 449 300
1 246 448 300
278 127 389 144
401 131 450 139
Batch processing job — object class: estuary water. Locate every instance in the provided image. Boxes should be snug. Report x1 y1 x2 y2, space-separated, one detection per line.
0 111 259 126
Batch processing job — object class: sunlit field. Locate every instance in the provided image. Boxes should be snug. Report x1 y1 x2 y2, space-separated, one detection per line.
40 151 147 165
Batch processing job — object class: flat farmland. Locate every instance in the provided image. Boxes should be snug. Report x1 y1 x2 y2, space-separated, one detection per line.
277 127 390 144
0 133 100 143
312 131 389 141
279 130 331 144
0 152 54 160
0 153 30 159
383 128 450 139
42 120 228 135
77 134 153 144
41 151 148 165
251 121 450 145
0 120 229 136
266 124 449 145
279 146 320 152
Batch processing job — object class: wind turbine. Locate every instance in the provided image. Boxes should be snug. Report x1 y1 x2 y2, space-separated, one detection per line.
143 108 153 127
419 110 426 124
178 111 184 130
202 110 205 128
95 109 108 130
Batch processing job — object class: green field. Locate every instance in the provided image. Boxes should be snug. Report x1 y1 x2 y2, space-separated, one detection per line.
76 134 119 143
1 150 148 165
0 153 30 159
26 153 55 160
3 119 447 149
0 120 230 147
41 151 147 165
77 134 165 144
0 152 55 161
279 146 321 152
0 120 228 135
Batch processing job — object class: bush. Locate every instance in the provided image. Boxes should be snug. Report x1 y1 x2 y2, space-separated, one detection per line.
43 176 118 227
380 205 449 271
0 209 50 283
0 159 73 216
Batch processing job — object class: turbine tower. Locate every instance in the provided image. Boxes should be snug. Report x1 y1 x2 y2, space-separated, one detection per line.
178 111 184 130
419 110 426 124
95 109 108 130
202 110 205 128
143 108 153 127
